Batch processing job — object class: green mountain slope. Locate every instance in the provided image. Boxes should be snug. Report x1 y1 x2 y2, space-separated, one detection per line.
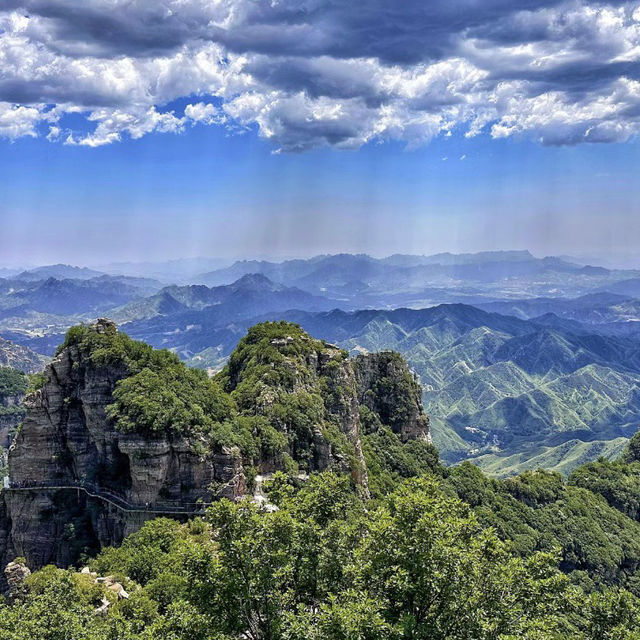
473 437 629 476
269 306 640 474
106 302 640 475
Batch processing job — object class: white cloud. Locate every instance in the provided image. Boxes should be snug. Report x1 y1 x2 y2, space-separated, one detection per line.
184 102 226 125
0 0 639 149
65 107 185 147
0 102 49 139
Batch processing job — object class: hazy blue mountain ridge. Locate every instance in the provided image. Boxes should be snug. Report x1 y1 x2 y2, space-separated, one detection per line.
2 252 640 476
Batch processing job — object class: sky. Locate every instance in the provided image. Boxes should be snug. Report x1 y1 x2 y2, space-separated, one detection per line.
1 0 640 267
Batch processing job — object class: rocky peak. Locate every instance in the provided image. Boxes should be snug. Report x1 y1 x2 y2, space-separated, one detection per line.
0 320 429 577
354 351 430 442
94 317 117 334
219 322 368 483
231 273 280 292
1 320 244 573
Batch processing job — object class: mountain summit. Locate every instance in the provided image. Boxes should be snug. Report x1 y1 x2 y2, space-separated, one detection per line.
0 319 430 572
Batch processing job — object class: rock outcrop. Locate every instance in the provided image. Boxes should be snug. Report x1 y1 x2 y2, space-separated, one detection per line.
4 558 30 601
0 319 244 573
0 319 429 578
354 351 430 442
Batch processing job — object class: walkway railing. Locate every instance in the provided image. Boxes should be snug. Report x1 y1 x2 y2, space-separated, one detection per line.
2 479 213 516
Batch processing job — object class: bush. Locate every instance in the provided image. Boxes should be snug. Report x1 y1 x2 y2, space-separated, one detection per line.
0 367 28 396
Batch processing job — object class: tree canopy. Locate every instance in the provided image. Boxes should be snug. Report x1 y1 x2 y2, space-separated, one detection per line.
7 473 639 640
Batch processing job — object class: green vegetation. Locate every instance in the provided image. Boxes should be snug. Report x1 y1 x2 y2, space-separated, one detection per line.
362 426 640 597
444 463 640 590
0 367 28 424
301 306 640 475
25 372 47 394
216 321 360 473
61 322 239 447
7 320 640 637
7 473 640 639
107 366 234 439
0 405 25 419
56 321 370 478
0 368 28 397
361 421 441 496
471 438 629 477
58 321 178 373
567 433 640 523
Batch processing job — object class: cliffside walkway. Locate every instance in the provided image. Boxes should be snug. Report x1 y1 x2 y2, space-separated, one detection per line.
2 479 212 516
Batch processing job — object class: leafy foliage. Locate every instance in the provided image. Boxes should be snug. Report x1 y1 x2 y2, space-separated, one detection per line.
570 458 640 522
624 431 640 463
0 367 28 426
60 323 238 445
361 420 441 496
107 366 234 440
7 473 639 639
443 463 640 592
0 367 28 397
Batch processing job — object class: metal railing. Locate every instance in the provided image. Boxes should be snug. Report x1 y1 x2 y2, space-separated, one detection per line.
3 479 214 516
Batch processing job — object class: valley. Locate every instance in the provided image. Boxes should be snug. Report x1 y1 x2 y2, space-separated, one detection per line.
2 250 640 476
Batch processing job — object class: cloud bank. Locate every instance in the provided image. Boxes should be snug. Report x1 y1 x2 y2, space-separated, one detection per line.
1 0 640 150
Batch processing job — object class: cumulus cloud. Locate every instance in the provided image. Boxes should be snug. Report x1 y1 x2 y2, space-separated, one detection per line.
0 102 45 139
1 0 639 149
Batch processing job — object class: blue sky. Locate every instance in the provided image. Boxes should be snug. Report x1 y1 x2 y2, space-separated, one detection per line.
1 1 639 267
2 120 639 267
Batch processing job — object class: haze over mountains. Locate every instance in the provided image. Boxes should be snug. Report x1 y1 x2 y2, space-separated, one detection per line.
193 250 635 307
2 249 640 476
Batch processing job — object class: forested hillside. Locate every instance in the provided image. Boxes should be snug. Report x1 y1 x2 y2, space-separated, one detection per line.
3 253 640 477
7 446 640 637
275 306 640 474
4 323 640 638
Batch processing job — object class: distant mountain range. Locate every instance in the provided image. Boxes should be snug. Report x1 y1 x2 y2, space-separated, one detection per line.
111 273 340 324
0 275 161 317
0 274 164 337
478 292 640 326
2 251 640 476
5 252 640 308
101 300 640 475
15 264 106 281
92 257 234 283
599 278 640 298
192 251 639 308
264 306 640 474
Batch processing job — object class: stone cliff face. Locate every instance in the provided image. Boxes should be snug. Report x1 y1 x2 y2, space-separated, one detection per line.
0 320 429 576
354 351 430 442
1 320 244 572
8 340 244 502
